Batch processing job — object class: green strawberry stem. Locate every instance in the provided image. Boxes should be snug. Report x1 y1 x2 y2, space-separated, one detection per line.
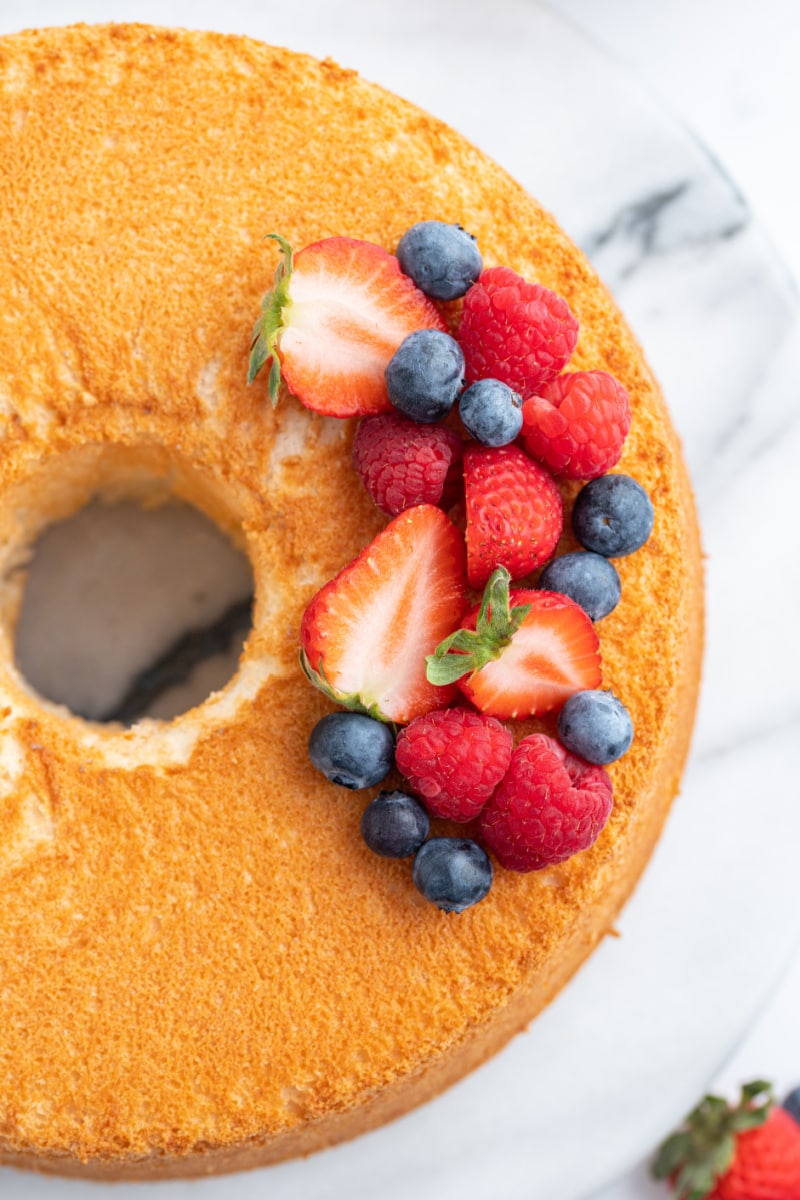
425 567 531 686
248 232 294 403
299 648 390 724
652 1080 774 1200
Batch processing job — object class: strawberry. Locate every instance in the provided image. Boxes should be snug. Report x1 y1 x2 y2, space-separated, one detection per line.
300 504 468 724
653 1080 800 1199
426 567 601 720
249 234 447 418
464 443 563 588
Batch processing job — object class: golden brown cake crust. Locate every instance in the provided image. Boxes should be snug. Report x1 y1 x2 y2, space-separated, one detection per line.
0 24 703 1178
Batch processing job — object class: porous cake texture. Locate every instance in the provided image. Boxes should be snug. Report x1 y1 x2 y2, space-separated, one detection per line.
0 24 702 1178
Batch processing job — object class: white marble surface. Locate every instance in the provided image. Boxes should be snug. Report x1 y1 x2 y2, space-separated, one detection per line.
1 3 799 1198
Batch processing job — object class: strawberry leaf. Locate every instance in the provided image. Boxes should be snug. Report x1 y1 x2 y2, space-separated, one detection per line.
299 649 390 723
425 567 531 686
652 1081 775 1199
248 232 294 403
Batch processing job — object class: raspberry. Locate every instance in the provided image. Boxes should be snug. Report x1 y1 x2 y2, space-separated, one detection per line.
395 707 514 822
479 733 613 871
464 443 563 588
352 412 463 516
521 370 631 480
458 266 579 397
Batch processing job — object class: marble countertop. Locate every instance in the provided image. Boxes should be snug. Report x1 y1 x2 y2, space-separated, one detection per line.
547 1 800 1194
1 2 798 1197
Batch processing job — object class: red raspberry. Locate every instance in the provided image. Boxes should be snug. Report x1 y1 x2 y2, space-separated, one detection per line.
396 707 514 822
521 370 632 480
464 443 563 588
479 733 613 871
353 412 463 516
458 266 579 397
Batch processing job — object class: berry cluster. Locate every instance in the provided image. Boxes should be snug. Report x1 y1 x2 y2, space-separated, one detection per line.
250 219 655 911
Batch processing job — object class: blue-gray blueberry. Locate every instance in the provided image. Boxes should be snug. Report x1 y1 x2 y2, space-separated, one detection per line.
360 790 430 858
458 378 523 447
412 837 493 912
572 474 654 557
385 330 465 424
396 221 482 301
307 712 395 789
539 551 621 621
557 690 633 765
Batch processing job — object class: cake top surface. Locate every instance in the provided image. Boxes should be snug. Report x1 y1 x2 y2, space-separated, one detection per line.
0 23 700 1164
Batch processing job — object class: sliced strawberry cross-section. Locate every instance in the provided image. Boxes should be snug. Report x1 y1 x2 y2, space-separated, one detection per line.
300 504 468 724
426 566 601 720
249 235 447 418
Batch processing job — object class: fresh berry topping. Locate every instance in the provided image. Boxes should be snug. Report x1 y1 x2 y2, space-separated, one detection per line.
427 567 602 720
538 551 621 622
385 329 465 423
464 443 563 589
360 790 430 858
396 220 483 301
520 370 632 480
479 733 613 871
300 504 467 724
249 235 446 417
412 837 493 912
653 1081 800 1200
352 413 463 517
783 1086 800 1127
557 690 633 764
572 474 654 558
458 378 523 447
458 266 579 397
307 711 395 789
395 707 513 822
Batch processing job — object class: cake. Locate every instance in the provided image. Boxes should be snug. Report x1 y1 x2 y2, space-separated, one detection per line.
0 23 703 1179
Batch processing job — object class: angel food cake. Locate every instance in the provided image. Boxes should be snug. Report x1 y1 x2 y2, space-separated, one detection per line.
0 23 703 1179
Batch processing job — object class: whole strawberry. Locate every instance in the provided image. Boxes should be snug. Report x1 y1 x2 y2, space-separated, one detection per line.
458 266 579 397
353 412 463 516
653 1081 800 1200
478 732 613 871
464 443 563 589
396 707 513 822
521 369 632 480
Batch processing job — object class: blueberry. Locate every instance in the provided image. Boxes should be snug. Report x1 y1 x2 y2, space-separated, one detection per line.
572 474 654 558
458 378 523 447
360 790 430 858
783 1086 800 1127
396 221 482 301
308 712 395 789
412 837 493 913
557 690 634 765
385 330 465 424
539 551 621 621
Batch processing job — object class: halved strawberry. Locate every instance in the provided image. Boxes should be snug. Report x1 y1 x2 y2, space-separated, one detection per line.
249 235 447 418
426 567 601 719
300 505 468 724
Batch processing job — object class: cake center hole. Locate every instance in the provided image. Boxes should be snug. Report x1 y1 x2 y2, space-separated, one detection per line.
14 500 254 724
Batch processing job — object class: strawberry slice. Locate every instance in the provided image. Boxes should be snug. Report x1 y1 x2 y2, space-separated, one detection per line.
300 505 468 724
426 567 601 719
249 235 447 418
